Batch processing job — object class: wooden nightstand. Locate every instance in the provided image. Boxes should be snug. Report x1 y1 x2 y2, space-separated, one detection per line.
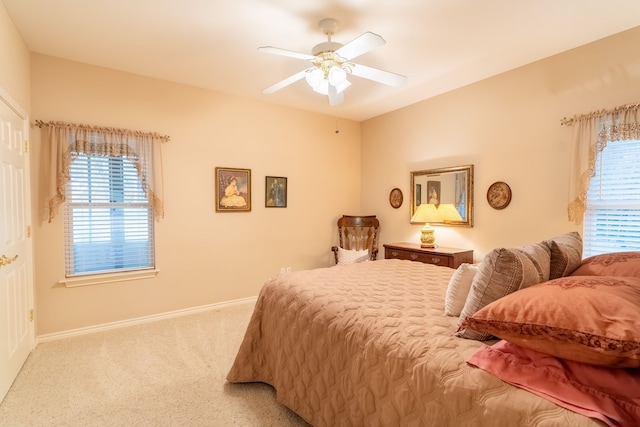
383 242 473 268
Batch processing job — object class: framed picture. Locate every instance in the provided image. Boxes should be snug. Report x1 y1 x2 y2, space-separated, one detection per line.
389 188 403 209
487 181 512 210
415 183 422 206
426 180 441 207
265 176 287 208
215 167 251 212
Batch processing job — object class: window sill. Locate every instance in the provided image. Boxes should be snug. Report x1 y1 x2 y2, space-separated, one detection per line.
60 269 160 288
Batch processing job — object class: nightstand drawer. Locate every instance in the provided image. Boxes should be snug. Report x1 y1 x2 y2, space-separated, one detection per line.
384 243 473 269
386 249 448 266
420 253 451 267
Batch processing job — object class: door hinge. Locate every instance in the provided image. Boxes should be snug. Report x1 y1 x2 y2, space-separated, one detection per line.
29 309 34 322
27 225 32 238
24 140 29 153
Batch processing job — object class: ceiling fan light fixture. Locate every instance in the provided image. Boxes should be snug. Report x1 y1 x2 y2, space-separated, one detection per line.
328 66 347 86
305 68 324 89
306 65 350 95
312 79 329 95
333 77 351 94
311 80 350 96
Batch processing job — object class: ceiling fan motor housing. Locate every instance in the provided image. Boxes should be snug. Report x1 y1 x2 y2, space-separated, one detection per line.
311 41 343 56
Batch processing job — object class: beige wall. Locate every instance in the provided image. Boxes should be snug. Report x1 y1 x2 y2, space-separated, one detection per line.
363 26 640 260
5 2 640 337
30 55 362 335
0 1 30 109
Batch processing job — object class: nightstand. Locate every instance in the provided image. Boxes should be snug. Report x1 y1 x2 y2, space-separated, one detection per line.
383 242 473 268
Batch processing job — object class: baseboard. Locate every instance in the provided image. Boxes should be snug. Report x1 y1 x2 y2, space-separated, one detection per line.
36 296 258 344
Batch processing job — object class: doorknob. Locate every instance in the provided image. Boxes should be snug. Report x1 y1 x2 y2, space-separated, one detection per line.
0 254 18 267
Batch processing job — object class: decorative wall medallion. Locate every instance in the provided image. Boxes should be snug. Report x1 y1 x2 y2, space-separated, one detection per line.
487 181 512 210
389 188 403 209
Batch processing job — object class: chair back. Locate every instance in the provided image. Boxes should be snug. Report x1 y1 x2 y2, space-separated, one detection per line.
334 215 380 262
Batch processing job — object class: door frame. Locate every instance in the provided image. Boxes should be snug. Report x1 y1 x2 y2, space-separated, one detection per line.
0 85 35 402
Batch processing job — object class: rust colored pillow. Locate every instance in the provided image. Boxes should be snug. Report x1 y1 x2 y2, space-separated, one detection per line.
571 251 640 277
461 276 640 368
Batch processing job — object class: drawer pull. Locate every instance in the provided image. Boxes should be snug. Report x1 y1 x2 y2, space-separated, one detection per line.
411 253 419 260
431 257 441 264
391 251 398 257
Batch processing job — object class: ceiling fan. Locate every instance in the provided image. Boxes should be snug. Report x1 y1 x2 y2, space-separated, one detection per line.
258 18 408 106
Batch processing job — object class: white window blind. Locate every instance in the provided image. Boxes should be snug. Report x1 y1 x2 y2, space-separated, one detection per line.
64 154 155 276
583 138 640 257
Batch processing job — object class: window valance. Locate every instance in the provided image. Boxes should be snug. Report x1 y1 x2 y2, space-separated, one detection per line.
564 103 640 224
38 120 168 223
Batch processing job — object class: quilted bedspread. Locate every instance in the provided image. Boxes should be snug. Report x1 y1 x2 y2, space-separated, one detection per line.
226 259 603 427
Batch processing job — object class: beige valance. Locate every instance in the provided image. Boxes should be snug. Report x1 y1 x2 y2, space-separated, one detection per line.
39 120 168 223
564 103 640 224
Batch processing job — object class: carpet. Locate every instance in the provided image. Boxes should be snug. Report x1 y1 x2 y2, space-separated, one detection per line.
0 301 310 426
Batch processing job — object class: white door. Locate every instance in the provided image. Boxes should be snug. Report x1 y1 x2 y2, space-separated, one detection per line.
0 89 34 402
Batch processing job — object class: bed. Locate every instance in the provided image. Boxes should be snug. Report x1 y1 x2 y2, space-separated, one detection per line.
227 237 640 426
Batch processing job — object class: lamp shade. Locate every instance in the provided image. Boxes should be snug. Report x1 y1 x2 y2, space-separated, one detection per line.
437 204 463 222
328 66 347 86
410 203 443 224
305 68 324 89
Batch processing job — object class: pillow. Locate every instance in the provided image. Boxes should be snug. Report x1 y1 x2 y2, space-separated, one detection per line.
543 231 582 279
444 263 478 316
456 242 550 340
461 275 640 368
336 248 369 265
571 251 640 277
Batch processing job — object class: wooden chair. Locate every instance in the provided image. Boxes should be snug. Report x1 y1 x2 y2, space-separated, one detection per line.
331 215 380 264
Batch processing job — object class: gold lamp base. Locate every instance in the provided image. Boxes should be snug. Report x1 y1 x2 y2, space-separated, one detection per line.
420 224 436 248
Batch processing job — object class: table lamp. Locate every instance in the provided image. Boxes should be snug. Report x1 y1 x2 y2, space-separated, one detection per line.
410 204 443 248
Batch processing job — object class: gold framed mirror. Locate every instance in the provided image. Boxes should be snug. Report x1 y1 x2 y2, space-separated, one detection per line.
410 164 474 227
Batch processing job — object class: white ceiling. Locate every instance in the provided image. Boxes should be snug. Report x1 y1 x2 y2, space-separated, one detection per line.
3 0 640 121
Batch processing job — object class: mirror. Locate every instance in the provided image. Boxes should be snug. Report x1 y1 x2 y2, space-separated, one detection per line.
410 164 474 227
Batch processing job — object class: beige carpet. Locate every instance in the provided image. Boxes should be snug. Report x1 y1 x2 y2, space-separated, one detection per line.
0 301 310 426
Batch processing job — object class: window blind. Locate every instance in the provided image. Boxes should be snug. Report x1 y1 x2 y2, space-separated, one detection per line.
583 138 640 257
64 154 155 276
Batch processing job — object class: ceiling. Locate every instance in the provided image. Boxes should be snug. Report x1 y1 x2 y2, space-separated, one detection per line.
3 0 640 121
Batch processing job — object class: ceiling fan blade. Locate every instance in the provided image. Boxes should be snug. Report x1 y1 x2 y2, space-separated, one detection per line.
258 46 316 61
328 84 344 106
263 70 308 94
350 63 408 87
335 32 385 60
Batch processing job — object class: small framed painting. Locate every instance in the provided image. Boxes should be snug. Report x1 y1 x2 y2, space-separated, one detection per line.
215 167 251 212
265 176 287 208
426 180 441 207
487 181 512 210
389 188 403 209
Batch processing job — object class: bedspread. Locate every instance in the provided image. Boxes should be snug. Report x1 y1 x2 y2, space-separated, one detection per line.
227 259 603 426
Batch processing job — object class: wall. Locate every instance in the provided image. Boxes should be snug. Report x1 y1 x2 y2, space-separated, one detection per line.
9 6 640 336
30 55 362 335
0 1 30 109
362 26 640 260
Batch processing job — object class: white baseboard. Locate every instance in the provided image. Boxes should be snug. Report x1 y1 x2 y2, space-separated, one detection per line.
36 296 258 344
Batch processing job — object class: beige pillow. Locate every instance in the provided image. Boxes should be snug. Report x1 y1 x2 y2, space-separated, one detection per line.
543 231 582 279
456 242 550 340
336 248 369 265
462 276 640 368
444 263 478 316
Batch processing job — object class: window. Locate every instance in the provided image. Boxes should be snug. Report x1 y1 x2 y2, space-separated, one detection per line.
583 138 640 257
64 152 155 276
